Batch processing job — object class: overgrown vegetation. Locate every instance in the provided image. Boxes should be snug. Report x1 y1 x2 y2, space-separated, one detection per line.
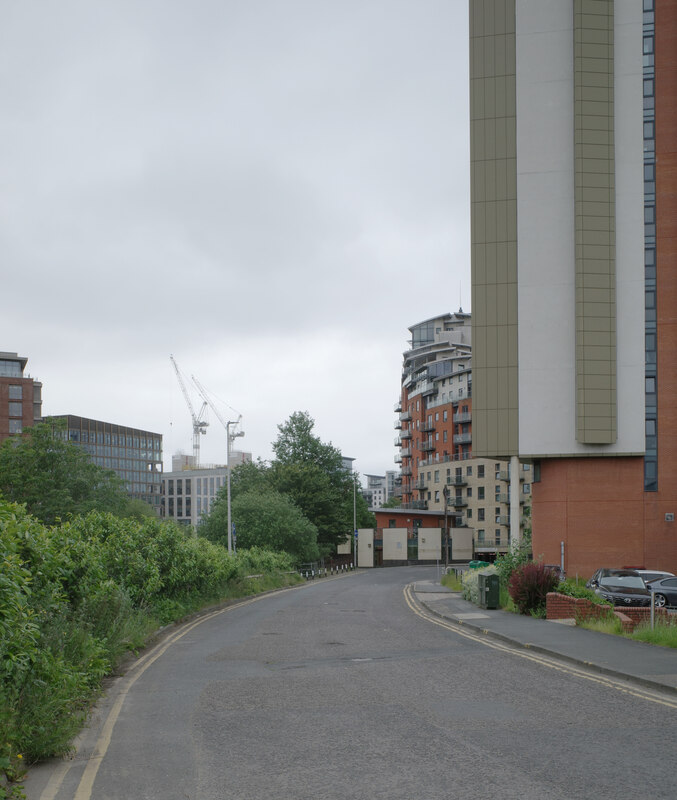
556 577 609 605
0 499 298 796
629 618 677 648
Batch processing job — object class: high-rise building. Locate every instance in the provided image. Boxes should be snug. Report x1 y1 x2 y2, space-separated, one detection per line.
0 351 42 444
395 312 531 559
469 0 676 574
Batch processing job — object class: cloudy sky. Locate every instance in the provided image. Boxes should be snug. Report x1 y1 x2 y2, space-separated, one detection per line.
1 0 470 477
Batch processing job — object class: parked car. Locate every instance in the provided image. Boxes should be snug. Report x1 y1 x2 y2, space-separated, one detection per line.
591 575 651 607
645 576 677 608
586 568 639 589
634 569 675 585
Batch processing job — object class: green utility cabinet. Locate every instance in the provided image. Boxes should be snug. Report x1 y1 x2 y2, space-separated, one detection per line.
478 571 499 609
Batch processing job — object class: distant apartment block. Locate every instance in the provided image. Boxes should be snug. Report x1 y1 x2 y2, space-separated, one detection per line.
51 414 163 510
0 351 42 444
395 313 531 559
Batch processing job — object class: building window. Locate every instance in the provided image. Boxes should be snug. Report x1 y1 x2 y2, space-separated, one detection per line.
478 465 485 478
466 466 472 476
524 484 531 494
8 419 22 434
467 487 472 497
477 529 485 542
478 487 485 500
8 402 22 417
8 385 22 400
478 508 485 521
467 508 472 519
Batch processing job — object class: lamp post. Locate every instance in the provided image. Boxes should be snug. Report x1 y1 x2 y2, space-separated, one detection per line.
226 420 244 553
353 473 357 568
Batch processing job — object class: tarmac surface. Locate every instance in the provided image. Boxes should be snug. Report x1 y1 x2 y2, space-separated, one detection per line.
413 580 677 694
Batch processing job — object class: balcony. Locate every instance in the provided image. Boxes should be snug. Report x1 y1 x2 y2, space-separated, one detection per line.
394 400 402 413
453 412 472 423
401 428 412 439
452 496 468 508
401 466 412 476
401 500 428 511
400 410 412 422
498 470 525 482
453 433 472 445
495 515 510 526
475 538 510 551
394 436 402 447
449 476 467 486
496 493 510 504
400 447 412 458
422 420 435 432
394 419 402 430
420 380 438 397
421 441 435 452
415 478 427 490
394 453 402 464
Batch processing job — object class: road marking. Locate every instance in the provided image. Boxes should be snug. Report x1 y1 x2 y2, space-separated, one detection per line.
40 578 332 800
403 584 677 710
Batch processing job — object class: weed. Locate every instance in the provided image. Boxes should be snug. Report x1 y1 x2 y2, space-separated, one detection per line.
630 618 677 648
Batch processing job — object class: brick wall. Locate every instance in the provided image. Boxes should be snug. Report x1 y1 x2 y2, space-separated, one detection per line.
546 592 673 632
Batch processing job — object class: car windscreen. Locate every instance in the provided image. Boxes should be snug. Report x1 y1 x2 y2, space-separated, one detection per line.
599 576 646 590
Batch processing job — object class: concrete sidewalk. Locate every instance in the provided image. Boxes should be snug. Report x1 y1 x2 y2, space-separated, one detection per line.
414 581 677 694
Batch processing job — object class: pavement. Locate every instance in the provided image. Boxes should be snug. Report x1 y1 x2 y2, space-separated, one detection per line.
413 580 677 694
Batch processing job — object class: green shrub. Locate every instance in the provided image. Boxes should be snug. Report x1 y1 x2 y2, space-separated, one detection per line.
556 578 609 605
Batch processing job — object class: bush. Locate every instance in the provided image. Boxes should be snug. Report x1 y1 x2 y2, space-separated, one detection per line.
494 537 532 588
508 562 559 615
556 578 609 605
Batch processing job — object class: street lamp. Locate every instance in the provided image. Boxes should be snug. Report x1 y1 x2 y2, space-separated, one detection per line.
226 420 244 553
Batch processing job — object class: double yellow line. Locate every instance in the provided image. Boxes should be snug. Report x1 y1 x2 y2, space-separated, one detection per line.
403 583 677 710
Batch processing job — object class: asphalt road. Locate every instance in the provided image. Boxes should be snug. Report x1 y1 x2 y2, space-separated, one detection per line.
27 566 677 800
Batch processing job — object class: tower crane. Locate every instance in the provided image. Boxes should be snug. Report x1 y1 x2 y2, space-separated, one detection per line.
191 374 244 553
170 355 209 467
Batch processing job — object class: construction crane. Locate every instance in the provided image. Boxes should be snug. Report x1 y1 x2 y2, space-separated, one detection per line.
192 374 244 552
170 355 209 467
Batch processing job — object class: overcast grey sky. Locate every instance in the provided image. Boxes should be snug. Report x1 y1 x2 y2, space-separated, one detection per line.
1 0 470 477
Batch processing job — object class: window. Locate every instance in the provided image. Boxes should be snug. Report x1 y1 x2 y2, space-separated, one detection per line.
467 487 472 497
434 491 440 503
443 410 448 421
8 385 22 400
478 487 485 500
8 402 22 417
478 465 485 478
467 508 472 519
434 470 439 483
524 484 531 494
477 529 485 542
8 420 21 434
466 466 472 476
478 508 485 521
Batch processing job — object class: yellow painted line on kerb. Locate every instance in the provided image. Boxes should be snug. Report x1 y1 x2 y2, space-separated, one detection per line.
404 583 677 711
41 580 317 800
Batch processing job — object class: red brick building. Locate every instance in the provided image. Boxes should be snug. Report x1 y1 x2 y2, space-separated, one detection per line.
0 351 42 444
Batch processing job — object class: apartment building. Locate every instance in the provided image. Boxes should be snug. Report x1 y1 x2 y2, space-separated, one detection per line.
0 351 42 444
469 0 677 575
395 313 530 558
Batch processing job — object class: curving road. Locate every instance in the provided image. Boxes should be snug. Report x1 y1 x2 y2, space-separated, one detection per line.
28 566 677 800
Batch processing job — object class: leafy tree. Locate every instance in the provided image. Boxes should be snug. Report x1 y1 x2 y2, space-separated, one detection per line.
270 412 366 554
0 419 132 524
381 496 402 508
272 411 344 473
202 487 319 562
229 458 272 499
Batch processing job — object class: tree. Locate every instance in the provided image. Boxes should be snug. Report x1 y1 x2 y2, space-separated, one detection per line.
381 495 402 508
0 419 133 524
202 488 319 562
270 412 360 555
